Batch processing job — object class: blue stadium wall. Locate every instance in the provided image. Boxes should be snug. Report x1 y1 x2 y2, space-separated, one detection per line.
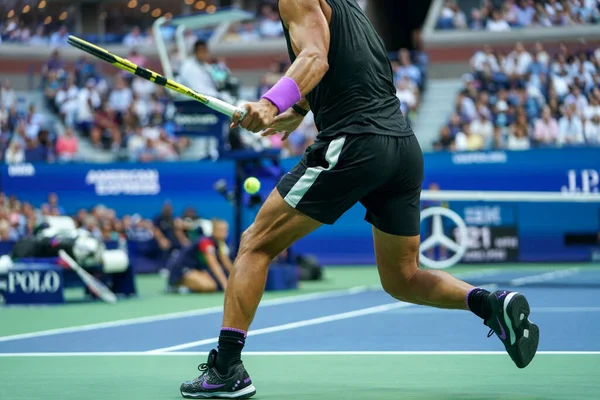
2 147 599 265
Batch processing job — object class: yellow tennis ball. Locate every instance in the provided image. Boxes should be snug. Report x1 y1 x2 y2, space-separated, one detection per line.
244 177 261 194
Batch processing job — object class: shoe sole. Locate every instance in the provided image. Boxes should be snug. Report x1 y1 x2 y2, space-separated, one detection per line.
503 292 540 369
181 384 257 399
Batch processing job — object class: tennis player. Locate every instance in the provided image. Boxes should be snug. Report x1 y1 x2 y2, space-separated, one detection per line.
180 0 539 398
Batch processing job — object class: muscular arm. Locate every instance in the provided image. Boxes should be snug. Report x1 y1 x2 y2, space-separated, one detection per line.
279 0 330 97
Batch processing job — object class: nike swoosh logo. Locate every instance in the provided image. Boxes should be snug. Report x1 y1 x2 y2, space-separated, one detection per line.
202 381 225 390
496 316 507 340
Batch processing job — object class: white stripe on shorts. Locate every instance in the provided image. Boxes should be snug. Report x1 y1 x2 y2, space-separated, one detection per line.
283 136 346 209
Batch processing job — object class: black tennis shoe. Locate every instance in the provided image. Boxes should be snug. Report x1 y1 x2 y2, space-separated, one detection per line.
180 349 256 399
485 290 539 368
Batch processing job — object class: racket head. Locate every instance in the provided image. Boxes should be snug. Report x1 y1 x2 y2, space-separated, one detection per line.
67 36 120 65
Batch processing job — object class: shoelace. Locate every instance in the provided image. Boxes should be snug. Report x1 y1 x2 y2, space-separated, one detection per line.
197 363 209 373
487 329 495 338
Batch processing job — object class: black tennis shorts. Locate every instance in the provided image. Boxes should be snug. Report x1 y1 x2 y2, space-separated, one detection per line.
277 133 424 236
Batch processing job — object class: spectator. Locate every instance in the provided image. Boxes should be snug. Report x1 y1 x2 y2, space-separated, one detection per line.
178 40 220 98
0 80 16 110
395 49 423 88
435 125 455 151
514 0 536 27
396 77 418 118
55 74 80 127
558 105 585 145
455 123 485 151
487 10 512 31
239 21 261 41
42 193 65 216
5 142 24 164
90 102 121 150
533 106 559 145
55 128 79 161
470 113 495 147
24 137 48 163
506 124 531 150
28 26 48 46
75 78 102 136
258 3 284 38
108 76 134 116
585 114 600 144
49 25 69 47
584 95 600 120
123 26 145 47
153 201 190 254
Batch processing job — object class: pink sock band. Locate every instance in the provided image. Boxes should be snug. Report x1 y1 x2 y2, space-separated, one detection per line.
261 76 302 114
222 327 247 338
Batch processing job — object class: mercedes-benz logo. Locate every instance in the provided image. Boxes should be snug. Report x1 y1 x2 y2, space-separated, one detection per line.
420 206 468 269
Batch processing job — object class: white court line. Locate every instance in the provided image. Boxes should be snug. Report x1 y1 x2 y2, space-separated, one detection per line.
0 270 489 344
386 306 600 314
0 351 598 358
147 302 414 353
509 268 581 287
0 285 374 343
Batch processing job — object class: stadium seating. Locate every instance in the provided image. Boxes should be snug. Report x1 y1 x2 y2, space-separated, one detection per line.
435 41 600 151
437 0 600 31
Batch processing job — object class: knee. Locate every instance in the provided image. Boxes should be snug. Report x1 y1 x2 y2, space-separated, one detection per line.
380 263 419 302
237 224 278 261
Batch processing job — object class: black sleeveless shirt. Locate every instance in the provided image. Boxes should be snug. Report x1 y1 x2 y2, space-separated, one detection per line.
280 0 413 140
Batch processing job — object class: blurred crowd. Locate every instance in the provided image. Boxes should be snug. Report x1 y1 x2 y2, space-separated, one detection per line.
1 0 425 162
1 79 63 164
40 48 192 161
0 1 291 48
438 0 600 31
435 42 600 151
0 191 206 266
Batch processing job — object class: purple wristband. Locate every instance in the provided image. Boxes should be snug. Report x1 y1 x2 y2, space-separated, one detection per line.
261 77 302 114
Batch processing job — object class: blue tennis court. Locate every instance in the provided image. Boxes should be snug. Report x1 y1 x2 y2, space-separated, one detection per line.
1 266 599 399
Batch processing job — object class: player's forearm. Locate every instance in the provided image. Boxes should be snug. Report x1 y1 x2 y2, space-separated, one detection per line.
260 54 325 115
285 53 328 98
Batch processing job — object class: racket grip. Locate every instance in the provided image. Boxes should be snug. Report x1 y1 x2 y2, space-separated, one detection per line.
206 96 247 122
235 107 247 121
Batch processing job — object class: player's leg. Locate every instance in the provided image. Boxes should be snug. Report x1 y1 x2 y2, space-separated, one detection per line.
180 190 320 399
180 269 219 293
180 136 377 399
221 190 320 330
216 137 356 375
364 134 539 369
372 228 473 308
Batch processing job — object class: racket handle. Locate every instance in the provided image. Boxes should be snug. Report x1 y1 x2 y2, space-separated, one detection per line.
206 96 247 121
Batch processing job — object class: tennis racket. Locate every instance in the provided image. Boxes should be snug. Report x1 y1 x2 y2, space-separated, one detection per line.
67 35 247 120
58 249 117 304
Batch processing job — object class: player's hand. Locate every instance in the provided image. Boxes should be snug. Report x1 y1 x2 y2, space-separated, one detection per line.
231 99 278 133
260 108 305 141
